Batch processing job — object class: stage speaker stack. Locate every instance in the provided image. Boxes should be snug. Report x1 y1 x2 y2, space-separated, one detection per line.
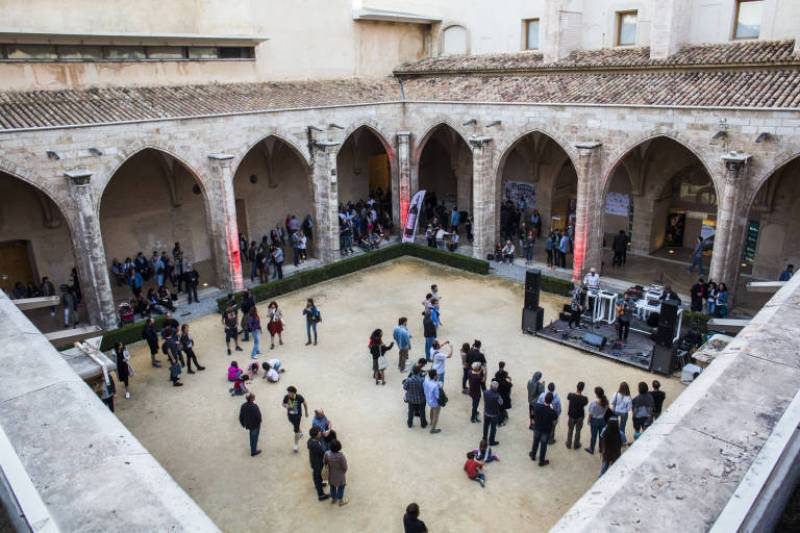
650 344 673 375
653 299 680 347
522 269 545 334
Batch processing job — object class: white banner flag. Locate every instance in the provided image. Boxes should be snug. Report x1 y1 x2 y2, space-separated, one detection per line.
402 190 426 243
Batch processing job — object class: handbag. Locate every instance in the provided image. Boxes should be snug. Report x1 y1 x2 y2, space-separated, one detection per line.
438 386 449 407
377 355 388 370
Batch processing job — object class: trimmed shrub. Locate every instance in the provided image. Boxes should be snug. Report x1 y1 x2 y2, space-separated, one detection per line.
539 274 575 296
99 316 167 351
683 310 711 334
217 243 489 312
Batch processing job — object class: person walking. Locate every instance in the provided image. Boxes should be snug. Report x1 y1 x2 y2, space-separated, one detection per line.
616 296 633 345
238 393 262 457
97 373 116 412
180 323 205 373
163 327 184 387
599 416 625 476
403 503 428 533
424 369 443 434
393 317 412 372
113 342 133 399
566 381 588 449
688 236 705 276
632 381 655 435
523 229 535 265
369 329 394 385
307 427 331 501
247 307 263 359
302 298 321 346
482 380 503 446
141 317 162 368
61 284 77 328
530 392 558 467
467 362 485 423
282 386 308 452
422 311 436 362
585 387 610 454
495 362 513 426
459 342 471 393
610 382 632 435
222 301 243 355
267 301 284 349
430 340 452 383
323 439 348 506
690 278 706 312
403 366 428 428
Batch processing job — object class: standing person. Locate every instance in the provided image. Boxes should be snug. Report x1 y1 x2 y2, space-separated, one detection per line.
715 283 729 318
566 381 588 449
466 340 487 372
267 301 284 349
482 381 503 446
779 264 794 281
393 317 412 372
459 342 471 393
403 503 428 533
369 329 394 385
530 392 558 467
545 232 554 268
495 362 513 426
612 230 627 267
282 386 308 452
430 340 452 383
690 278 706 312
222 302 243 356
255 246 268 283
238 393 262 457
247 307 262 359
568 287 583 329
422 311 437 362
40 276 56 317
302 298 321 346
468 362 485 423
688 236 705 276
403 365 428 428
323 440 348 506
61 284 77 328
239 289 255 342
631 381 655 435
141 317 162 368
585 387 610 454
558 231 570 268
599 416 626 476
180 323 205 373
527 371 545 405
307 427 331 501
610 382 632 435
538 383 562 444
523 229 535 265
424 369 443 434
271 245 284 280
186 263 200 304
113 342 133 399
162 327 184 387
97 373 116 412
616 295 633 344
651 380 666 419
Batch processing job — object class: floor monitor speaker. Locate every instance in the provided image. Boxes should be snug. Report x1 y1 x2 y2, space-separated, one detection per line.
650 345 673 375
581 332 607 350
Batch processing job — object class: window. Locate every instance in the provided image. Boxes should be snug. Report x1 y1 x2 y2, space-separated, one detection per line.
145 47 186 60
188 47 219 59
6 45 57 60
524 19 540 50
442 25 468 55
105 46 146 60
616 10 637 46
58 46 104 60
0 44 255 61
219 47 254 59
734 0 763 39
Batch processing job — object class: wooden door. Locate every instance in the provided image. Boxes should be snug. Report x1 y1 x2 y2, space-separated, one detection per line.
0 240 34 294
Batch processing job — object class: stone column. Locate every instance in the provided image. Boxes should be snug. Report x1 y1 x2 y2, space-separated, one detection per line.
709 152 752 301
65 170 117 329
572 142 603 282
630 192 655 255
469 135 495 260
310 140 341 263
207 153 244 292
396 132 412 229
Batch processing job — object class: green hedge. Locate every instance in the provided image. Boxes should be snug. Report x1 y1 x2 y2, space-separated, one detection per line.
683 310 711 334
539 274 575 296
218 243 489 312
99 316 167 352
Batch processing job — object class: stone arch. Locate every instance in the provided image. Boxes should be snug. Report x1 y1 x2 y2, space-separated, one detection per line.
440 22 470 55
749 150 800 207
0 156 75 234
494 127 579 173
230 129 311 180
415 119 472 161
339 120 396 160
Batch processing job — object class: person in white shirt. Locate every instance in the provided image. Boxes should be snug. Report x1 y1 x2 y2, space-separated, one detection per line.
431 340 452 383
583 267 601 292
423 369 443 434
262 359 284 382
502 240 515 263
610 381 632 434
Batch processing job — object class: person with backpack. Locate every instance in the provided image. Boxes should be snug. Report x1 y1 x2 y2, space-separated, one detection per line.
162 327 183 387
302 298 321 346
141 317 162 368
222 301 243 356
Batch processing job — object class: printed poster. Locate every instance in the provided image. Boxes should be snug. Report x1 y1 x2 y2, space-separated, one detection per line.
504 180 536 210
402 190 426 243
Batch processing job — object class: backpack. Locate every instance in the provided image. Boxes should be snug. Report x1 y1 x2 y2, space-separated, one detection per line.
438 386 449 407
314 308 322 323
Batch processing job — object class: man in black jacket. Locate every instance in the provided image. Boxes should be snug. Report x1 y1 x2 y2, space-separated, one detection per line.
530 392 558 466
307 427 330 501
612 230 628 267
239 393 262 457
141 317 161 368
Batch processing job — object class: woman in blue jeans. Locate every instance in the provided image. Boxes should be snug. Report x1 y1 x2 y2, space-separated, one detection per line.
247 307 262 358
302 298 320 346
585 386 609 454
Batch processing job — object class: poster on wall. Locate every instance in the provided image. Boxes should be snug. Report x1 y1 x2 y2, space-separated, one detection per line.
504 180 536 210
604 192 630 216
742 220 759 262
665 212 686 247
700 221 716 243
402 190 426 243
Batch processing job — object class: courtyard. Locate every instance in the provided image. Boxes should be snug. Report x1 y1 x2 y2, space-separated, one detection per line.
115 257 683 533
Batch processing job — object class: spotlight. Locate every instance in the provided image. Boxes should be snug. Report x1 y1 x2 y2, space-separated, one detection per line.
668 249 676 255
328 123 345 130
711 131 728 141
202 282 208 287
486 120 502 128
249 174 258 184
741 262 748 268
88 147 103 156
754 132 773 143
307 125 323 133
462 119 477 127
46 151 61 161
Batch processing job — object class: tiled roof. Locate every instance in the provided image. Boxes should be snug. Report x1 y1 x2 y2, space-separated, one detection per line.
395 39 799 74
0 79 400 130
402 69 800 108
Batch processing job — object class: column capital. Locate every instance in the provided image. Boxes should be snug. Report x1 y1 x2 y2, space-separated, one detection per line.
721 151 752 174
64 169 92 186
311 140 340 152
468 135 493 148
575 141 602 155
208 153 235 161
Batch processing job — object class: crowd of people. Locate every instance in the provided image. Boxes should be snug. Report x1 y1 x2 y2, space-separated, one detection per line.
8 270 82 328
338 191 394 255
420 193 473 252
240 213 314 283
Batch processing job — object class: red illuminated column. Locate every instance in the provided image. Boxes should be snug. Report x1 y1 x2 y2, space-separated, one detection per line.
469 135 496 260
207 153 243 292
397 132 412 229
572 142 603 283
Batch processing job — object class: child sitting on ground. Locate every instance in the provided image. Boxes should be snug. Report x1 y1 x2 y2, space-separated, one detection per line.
464 451 486 488
470 439 499 463
227 361 242 382
229 373 249 396
247 361 260 379
262 359 284 383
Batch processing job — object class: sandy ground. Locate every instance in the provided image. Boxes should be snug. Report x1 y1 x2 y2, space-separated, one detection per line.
115 257 684 533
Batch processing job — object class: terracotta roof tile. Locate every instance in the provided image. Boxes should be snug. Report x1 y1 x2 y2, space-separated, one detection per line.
0 79 400 130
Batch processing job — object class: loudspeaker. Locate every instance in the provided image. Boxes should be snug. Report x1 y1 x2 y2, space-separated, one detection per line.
647 313 660 328
522 307 544 333
524 269 541 310
559 311 572 322
659 300 679 329
655 326 674 348
581 332 607 350
650 345 673 375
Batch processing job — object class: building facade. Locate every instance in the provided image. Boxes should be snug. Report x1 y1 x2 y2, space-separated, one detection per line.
0 0 799 328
